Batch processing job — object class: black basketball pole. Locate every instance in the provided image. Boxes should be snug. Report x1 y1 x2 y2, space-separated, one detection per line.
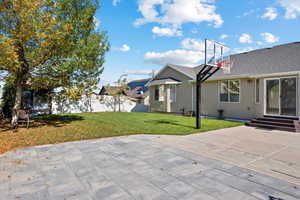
196 73 201 129
196 39 207 129
195 39 228 129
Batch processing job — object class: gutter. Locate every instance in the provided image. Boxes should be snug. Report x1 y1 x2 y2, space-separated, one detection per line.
188 71 300 83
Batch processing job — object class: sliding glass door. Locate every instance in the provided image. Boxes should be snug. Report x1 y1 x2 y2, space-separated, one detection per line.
266 79 280 115
265 77 297 117
281 78 297 116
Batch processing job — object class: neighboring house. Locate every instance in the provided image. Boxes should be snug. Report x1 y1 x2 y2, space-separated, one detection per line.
99 86 124 95
126 78 150 104
98 78 151 113
99 78 150 104
147 42 300 120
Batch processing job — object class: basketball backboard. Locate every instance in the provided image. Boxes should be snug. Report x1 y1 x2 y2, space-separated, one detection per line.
204 39 233 74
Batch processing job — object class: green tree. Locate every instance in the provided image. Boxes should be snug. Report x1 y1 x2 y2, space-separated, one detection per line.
0 0 109 123
105 74 128 112
0 78 16 117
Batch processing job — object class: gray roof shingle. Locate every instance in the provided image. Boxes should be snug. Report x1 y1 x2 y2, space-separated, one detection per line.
167 42 300 80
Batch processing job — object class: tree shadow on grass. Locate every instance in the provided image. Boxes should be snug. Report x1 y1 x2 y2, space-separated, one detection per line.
0 114 84 132
34 114 84 127
144 119 194 129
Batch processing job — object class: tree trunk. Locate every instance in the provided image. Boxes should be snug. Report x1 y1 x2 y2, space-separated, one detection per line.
11 41 29 127
47 90 53 115
11 76 23 127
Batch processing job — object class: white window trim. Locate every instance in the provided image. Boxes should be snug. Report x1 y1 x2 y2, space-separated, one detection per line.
263 76 298 117
255 78 260 104
218 79 241 104
158 85 164 102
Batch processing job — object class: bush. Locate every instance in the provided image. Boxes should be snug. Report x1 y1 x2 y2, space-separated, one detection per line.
1 81 16 118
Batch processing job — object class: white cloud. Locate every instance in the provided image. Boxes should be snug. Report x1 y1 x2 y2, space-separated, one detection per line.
181 38 206 51
144 49 204 66
232 47 254 54
152 26 182 37
262 7 278 20
239 33 252 44
124 69 154 75
135 0 223 28
120 44 130 52
112 0 121 6
181 38 229 58
257 41 263 45
261 32 280 43
191 28 198 34
93 17 101 29
220 34 229 40
114 44 131 52
278 0 300 19
243 9 256 17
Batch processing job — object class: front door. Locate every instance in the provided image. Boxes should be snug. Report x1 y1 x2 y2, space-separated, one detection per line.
265 77 297 117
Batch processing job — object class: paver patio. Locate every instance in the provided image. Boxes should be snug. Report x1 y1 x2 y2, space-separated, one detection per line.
0 126 300 200
156 126 300 186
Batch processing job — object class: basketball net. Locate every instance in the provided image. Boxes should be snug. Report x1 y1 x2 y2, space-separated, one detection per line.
216 59 233 74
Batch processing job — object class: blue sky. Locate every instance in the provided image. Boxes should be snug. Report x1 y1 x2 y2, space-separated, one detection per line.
95 0 300 85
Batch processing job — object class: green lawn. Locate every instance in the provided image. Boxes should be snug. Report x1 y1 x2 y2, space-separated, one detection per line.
0 112 242 153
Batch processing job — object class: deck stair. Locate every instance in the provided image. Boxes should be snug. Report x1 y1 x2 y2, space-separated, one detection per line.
245 116 298 132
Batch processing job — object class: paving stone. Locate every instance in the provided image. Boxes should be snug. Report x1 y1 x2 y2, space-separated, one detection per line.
203 169 299 200
12 188 50 200
93 184 132 200
179 191 218 200
1 133 300 200
162 180 196 199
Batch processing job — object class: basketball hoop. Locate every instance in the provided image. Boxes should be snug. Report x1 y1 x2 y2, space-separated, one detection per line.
216 58 233 74
195 39 232 129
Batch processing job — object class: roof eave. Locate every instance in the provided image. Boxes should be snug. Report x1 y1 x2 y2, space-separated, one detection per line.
189 71 300 83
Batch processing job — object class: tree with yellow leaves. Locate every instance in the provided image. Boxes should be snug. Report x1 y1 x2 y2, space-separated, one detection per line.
0 0 109 125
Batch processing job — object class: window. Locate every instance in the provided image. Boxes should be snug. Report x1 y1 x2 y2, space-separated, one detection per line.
255 79 260 103
159 86 164 101
154 86 164 101
154 87 159 101
219 80 240 103
170 85 176 103
220 81 229 102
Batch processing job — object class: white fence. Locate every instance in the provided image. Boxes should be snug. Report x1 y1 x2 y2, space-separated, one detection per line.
52 95 149 114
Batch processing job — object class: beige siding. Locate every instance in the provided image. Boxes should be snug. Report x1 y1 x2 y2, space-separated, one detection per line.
149 86 164 112
155 66 192 81
201 78 256 119
149 67 300 119
298 74 300 118
149 66 193 113
171 81 193 113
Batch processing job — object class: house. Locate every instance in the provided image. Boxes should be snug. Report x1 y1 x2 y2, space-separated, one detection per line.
99 86 124 95
126 78 150 104
147 42 300 123
99 78 150 104
97 78 151 113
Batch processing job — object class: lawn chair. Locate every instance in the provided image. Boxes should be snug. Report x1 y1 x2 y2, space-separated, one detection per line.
13 109 34 128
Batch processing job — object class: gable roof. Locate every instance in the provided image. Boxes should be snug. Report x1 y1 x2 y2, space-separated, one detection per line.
196 41 300 80
150 41 300 82
166 64 197 79
99 86 123 95
127 78 150 93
